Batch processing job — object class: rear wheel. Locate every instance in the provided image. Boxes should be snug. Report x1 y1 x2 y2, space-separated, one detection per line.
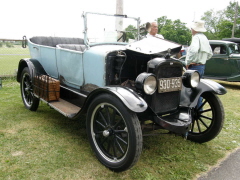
20 67 39 111
86 94 142 172
188 92 224 143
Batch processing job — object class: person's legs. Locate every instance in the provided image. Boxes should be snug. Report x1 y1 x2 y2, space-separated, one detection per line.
188 64 205 78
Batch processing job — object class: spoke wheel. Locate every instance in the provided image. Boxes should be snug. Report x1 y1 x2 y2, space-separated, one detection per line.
188 92 224 143
20 67 39 111
86 94 142 172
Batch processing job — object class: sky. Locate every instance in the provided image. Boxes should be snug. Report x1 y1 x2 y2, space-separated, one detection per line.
0 0 235 39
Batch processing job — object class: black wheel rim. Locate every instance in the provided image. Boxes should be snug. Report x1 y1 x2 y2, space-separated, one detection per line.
190 97 214 134
91 103 129 162
22 73 34 107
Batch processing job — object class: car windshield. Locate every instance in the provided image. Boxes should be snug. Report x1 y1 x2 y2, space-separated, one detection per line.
83 12 140 45
229 44 240 54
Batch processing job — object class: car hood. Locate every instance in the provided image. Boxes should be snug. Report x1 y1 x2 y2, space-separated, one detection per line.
126 37 182 55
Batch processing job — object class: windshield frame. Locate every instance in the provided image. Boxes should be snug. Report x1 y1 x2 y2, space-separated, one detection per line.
82 12 141 47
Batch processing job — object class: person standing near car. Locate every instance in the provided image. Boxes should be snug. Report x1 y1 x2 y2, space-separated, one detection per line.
146 22 164 39
186 20 212 110
185 20 212 77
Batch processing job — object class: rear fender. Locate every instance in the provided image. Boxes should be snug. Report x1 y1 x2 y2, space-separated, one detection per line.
17 58 47 82
83 86 148 113
180 79 227 107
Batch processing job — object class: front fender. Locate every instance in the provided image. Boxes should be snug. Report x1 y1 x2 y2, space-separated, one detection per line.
180 79 227 107
85 86 148 113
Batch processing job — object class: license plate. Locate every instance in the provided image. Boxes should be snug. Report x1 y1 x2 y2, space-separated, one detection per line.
158 77 182 93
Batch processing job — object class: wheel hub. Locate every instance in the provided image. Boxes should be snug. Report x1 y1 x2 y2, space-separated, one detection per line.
25 86 30 92
103 130 110 137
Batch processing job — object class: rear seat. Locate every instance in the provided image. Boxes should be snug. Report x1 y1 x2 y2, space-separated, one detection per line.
57 44 87 52
30 36 84 47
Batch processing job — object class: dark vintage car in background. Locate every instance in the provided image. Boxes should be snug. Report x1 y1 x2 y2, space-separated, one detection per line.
181 40 240 82
204 40 240 81
17 12 227 171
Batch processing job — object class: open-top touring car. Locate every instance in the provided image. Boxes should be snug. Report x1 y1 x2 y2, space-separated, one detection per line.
17 12 227 172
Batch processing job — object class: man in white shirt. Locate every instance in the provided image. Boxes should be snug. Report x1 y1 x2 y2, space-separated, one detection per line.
185 20 212 78
146 22 164 39
185 20 212 110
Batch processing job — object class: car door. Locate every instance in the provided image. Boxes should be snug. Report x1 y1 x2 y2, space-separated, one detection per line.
56 47 84 89
205 44 232 77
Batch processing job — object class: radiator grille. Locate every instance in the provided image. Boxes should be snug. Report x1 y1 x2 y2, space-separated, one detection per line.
150 62 182 114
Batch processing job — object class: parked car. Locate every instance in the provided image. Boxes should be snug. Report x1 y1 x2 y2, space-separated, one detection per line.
204 40 240 81
17 12 227 172
180 40 240 82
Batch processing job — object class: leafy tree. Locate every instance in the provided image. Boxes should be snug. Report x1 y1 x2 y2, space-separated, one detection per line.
156 16 169 32
201 9 224 39
201 1 240 39
125 25 137 41
217 20 236 39
225 1 240 21
225 1 240 37
157 17 191 45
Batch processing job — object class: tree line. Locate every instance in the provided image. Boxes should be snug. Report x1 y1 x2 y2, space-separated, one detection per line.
126 1 239 45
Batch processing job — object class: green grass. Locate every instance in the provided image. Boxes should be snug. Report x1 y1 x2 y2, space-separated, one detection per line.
0 46 30 76
0 79 239 180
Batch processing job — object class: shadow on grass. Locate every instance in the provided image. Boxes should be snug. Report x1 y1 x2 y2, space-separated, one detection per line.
31 105 89 146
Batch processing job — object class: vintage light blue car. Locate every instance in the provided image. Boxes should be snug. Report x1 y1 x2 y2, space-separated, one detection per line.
17 12 227 171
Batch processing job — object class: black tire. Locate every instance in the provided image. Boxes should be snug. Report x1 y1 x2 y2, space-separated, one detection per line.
188 92 224 143
86 93 142 172
20 67 39 111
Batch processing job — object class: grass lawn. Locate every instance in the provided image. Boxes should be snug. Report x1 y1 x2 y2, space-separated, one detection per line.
0 46 30 76
0 79 239 180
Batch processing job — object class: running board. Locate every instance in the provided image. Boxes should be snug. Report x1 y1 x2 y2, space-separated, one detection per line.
47 98 81 118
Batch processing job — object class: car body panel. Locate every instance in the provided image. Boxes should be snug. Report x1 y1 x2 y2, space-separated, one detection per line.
56 48 84 89
180 79 227 107
87 86 148 113
28 42 58 78
126 37 181 55
82 45 126 87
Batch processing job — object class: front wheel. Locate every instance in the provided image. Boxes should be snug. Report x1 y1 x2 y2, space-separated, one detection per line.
86 94 142 172
188 92 224 143
20 67 39 111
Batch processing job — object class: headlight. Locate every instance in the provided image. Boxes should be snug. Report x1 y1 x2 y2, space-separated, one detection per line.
182 70 200 88
135 73 157 95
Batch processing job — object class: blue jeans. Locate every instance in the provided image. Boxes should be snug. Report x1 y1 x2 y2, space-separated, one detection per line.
188 64 205 110
188 64 205 78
